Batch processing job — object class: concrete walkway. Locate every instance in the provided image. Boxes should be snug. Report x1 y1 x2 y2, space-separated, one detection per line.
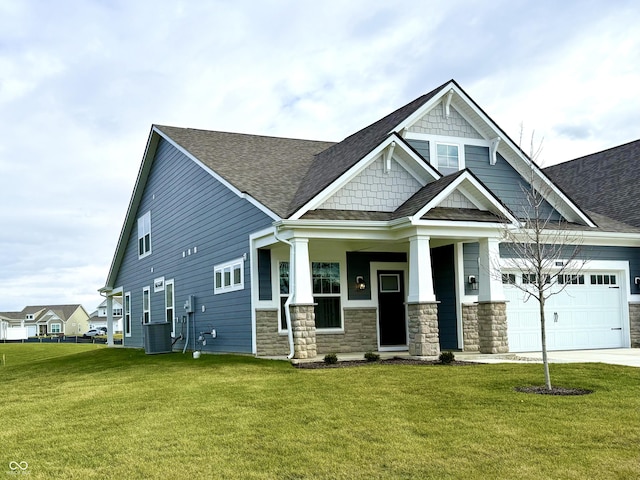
457 348 640 367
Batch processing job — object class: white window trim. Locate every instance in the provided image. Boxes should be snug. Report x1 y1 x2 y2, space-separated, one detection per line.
124 292 132 337
165 279 175 335
50 323 61 334
435 141 462 172
312 261 344 333
138 211 152 259
143 286 151 324
214 257 244 294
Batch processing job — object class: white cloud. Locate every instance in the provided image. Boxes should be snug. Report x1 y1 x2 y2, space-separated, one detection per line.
1 0 640 311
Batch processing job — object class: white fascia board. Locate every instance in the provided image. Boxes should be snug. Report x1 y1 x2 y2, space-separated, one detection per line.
411 172 520 225
157 128 281 222
249 226 279 249
398 83 595 228
394 82 456 134
289 134 440 220
103 127 161 290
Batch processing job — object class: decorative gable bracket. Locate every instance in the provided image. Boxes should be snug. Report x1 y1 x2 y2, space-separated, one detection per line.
383 141 396 174
490 137 501 165
442 89 455 117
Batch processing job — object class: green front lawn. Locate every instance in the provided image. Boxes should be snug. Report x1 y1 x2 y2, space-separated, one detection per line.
0 344 638 479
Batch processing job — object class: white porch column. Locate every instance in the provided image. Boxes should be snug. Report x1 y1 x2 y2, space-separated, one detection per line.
291 237 313 304
106 295 114 347
478 237 504 302
407 235 437 303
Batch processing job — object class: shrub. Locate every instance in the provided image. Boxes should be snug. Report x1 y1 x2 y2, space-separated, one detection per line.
364 351 380 362
324 353 338 365
439 351 455 364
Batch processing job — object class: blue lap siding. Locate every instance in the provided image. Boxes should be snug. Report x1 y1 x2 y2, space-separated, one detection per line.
114 138 274 353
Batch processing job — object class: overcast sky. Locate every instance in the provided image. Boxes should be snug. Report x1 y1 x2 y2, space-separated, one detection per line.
1 0 639 312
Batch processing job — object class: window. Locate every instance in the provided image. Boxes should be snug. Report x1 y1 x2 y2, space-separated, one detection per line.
165 279 175 334
558 274 585 285
590 274 616 285
124 292 131 337
137 211 152 258
214 258 244 294
312 262 341 329
522 273 551 284
501 274 516 284
379 274 400 292
436 143 459 173
279 262 290 330
143 287 150 323
113 307 123 317
50 323 61 334
25 314 34 320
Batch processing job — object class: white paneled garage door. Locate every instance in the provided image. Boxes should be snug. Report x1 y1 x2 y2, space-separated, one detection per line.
504 272 626 352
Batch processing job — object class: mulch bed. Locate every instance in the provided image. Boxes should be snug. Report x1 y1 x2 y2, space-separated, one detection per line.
514 386 593 396
294 357 474 369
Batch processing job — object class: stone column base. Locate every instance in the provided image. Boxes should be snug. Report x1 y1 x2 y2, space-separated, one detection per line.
629 303 640 348
291 304 317 359
407 302 440 357
477 301 508 354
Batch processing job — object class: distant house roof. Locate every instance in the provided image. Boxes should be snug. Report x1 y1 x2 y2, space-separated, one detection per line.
544 139 640 228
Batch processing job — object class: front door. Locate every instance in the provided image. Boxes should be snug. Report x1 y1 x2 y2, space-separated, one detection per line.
377 270 407 348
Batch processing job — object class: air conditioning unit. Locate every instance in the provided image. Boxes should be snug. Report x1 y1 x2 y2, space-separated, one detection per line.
143 322 173 354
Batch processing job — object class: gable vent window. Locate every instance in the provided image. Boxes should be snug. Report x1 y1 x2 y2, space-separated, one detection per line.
214 258 244 294
436 143 459 174
137 211 152 258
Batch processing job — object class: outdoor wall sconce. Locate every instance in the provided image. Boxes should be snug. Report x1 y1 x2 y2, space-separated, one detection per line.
355 275 366 290
468 275 478 290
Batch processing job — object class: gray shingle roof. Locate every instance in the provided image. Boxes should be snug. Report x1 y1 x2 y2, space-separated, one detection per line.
287 81 450 216
544 139 640 228
392 170 467 219
155 126 335 218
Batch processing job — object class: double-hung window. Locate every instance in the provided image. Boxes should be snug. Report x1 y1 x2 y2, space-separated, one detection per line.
124 292 131 337
279 262 290 330
214 258 244 294
312 262 341 329
138 211 152 258
50 323 61 334
142 286 150 323
165 279 175 334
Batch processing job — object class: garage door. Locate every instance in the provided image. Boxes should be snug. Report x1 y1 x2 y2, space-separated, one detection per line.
505 272 625 352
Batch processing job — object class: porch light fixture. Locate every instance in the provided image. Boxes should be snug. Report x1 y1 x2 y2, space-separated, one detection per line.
355 275 366 291
468 275 478 290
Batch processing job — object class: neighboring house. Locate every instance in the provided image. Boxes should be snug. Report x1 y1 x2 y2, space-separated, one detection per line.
100 79 640 358
88 298 123 333
0 305 90 337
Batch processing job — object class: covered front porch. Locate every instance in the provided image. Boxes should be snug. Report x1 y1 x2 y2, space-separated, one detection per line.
252 223 510 360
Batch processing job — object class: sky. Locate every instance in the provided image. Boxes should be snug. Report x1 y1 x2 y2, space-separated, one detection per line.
1 0 639 312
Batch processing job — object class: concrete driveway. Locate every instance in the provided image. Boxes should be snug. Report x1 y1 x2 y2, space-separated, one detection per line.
458 348 640 367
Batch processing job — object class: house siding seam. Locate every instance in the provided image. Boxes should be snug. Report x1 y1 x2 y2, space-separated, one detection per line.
319 155 422 212
407 105 483 139
114 138 274 353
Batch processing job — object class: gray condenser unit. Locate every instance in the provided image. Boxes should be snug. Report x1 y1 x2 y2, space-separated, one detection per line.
143 322 173 354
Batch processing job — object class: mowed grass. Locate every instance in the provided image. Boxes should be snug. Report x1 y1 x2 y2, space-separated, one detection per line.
0 344 638 479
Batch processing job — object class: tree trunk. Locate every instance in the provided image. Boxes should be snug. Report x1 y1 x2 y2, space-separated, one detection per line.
539 296 552 390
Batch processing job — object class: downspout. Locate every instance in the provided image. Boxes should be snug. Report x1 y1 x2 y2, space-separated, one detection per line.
273 229 295 359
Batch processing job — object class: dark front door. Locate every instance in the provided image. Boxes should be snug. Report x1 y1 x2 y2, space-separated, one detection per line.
431 244 458 350
377 270 407 347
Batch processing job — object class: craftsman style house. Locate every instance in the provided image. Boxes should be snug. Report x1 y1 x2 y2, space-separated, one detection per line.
0 305 90 339
100 79 640 358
